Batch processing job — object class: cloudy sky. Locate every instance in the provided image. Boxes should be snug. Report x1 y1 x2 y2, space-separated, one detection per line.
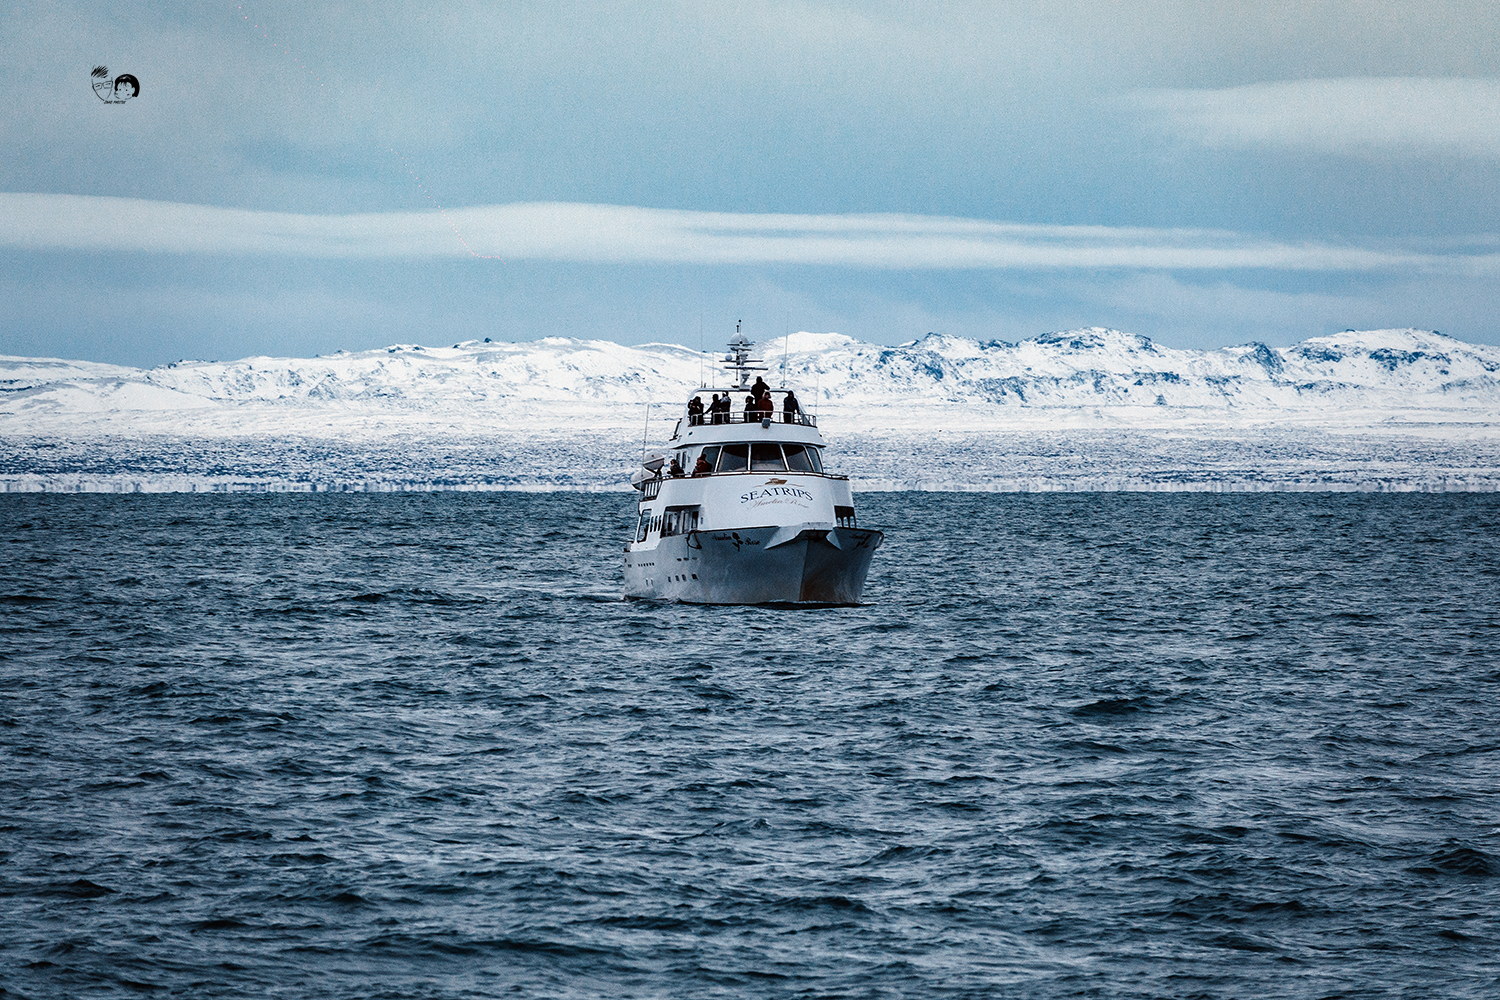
4 0 1500 366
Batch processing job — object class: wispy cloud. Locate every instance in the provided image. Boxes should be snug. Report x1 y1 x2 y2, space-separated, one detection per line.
1130 77 1500 158
3 193 1497 273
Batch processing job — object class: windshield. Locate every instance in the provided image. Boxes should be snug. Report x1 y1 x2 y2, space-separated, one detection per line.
783 444 813 472
716 443 749 473
750 443 786 471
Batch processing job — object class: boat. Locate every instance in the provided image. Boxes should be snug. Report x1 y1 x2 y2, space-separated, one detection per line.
623 329 884 604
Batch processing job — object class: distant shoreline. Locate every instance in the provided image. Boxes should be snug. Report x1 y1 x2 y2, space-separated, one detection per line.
4 425 1497 494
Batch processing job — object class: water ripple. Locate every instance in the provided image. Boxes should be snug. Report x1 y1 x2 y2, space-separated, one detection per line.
2 492 1499 997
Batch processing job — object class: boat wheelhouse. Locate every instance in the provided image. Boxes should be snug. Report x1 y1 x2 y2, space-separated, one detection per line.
623 330 883 604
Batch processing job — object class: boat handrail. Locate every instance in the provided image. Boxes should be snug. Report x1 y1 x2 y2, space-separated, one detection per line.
683 410 817 428
635 469 850 496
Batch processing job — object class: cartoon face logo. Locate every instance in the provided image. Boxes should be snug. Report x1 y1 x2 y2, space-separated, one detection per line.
92 66 139 104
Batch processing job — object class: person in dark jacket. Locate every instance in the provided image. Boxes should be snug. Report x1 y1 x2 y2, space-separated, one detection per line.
782 389 801 423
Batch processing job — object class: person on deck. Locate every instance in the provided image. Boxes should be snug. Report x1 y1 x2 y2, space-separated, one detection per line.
686 396 704 425
751 376 769 400
709 393 724 424
692 454 712 476
667 457 684 477
782 389 801 424
743 395 757 419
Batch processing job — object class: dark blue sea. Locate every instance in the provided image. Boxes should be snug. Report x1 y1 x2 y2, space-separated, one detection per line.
3 492 1499 999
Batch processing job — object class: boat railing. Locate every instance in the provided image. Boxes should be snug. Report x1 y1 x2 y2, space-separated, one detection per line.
684 410 817 428
635 469 849 496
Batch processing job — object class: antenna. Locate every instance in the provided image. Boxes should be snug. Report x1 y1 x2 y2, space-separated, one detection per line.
782 311 790 386
641 401 651 464
698 315 704 387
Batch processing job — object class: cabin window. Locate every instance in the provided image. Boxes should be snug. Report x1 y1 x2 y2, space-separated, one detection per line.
697 446 721 475
807 447 824 473
750 443 786 471
662 505 700 537
717 443 749 473
835 505 856 529
783 444 814 472
636 515 649 542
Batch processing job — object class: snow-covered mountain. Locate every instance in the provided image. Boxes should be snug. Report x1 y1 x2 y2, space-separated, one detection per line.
3 328 1498 491
4 328 1498 435
837 327 1500 416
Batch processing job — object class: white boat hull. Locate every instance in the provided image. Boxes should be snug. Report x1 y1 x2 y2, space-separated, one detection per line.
624 525 883 604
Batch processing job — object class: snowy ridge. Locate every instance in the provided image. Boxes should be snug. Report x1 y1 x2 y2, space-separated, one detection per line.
4 327 1500 432
3 328 1499 492
772 327 1500 424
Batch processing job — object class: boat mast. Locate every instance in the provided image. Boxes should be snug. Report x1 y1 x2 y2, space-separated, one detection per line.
722 320 768 389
